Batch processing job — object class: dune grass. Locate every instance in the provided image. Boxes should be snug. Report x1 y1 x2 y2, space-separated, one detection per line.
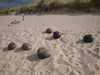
0 0 100 15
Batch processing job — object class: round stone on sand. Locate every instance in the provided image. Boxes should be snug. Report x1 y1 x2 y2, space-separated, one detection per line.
37 47 51 59
21 43 32 50
7 42 16 50
83 34 94 43
45 28 52 34
53 31 61 39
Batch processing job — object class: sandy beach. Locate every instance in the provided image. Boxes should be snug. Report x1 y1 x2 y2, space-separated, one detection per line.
0 15 100 75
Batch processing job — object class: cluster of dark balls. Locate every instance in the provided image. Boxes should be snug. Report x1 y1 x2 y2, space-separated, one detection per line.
7 42 51 60
6 28 95 60
7 42 32 50
45 28 95 42
45 28 61 39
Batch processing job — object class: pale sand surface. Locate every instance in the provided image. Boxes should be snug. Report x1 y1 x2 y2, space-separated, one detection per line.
0 15 100 75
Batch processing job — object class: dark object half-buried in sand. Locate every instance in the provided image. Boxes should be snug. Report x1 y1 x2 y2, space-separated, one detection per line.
82 34 94 43
44 28 52 34
21 43 32 50
53 31 61 39
7 42 16 50
37 47 51 59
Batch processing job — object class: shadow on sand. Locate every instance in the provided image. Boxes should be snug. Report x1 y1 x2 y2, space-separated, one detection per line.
14 47 29 53
27 53 40 62
3 47 9 52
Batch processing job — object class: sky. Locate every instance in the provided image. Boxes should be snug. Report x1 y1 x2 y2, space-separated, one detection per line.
0 0 32 8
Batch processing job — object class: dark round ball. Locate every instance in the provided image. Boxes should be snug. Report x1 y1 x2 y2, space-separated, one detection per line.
8 42 16 50
53 31 61 39
83 34 94 43
45 28 52 34
37 47 51 59
21 43 32 50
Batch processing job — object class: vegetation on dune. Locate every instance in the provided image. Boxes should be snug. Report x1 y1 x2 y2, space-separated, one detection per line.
0 8 17 15
16 6 36 14
0 0 100 15
89 0 100 8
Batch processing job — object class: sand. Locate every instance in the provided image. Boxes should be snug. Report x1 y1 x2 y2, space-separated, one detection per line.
0 15 100 75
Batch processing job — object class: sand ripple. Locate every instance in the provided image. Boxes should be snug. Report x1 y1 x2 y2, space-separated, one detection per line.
0 29 100 75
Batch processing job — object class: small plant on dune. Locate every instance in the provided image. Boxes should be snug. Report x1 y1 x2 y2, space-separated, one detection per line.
17 6 29 14
36 0 45 12
35 0 65 12
17 5 37 14
89 0 100 8
48 1 63 11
